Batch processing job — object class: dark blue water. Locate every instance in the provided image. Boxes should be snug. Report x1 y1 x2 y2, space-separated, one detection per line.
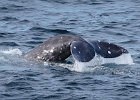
0 0 140 100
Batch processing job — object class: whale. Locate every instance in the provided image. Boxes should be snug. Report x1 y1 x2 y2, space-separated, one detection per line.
23 34 129 62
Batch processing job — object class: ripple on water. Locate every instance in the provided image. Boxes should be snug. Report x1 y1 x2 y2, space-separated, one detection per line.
0 16 18 21
0 42 19 46
29 27 72 34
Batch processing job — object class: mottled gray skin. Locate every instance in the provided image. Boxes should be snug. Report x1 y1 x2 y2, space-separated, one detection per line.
23 34 85 62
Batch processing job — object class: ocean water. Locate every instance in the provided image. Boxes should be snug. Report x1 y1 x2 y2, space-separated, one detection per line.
0 0 140 100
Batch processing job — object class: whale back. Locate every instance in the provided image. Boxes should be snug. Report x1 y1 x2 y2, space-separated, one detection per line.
24 34 85 62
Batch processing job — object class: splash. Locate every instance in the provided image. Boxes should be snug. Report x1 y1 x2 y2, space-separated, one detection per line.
101 54 134 65
0 48 23 64
0 48 22 56
43 53 134 72
0 48 133 73
70 53 134 72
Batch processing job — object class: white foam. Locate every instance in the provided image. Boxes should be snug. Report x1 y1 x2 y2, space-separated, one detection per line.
0 56 9 62
44 53 134 72
0 48 22 56
0 48 24 64
71 53 134 72
36 52 133 73
101 54 134 65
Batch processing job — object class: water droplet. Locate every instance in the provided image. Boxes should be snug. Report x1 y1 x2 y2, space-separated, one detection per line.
108 51 111 54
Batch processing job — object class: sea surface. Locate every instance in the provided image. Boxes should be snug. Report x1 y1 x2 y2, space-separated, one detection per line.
0 0 140 100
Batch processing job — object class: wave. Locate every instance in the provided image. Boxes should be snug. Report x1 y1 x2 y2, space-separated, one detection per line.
0 7 8 13
0 16 18 21
40 0 104 5
0 42 19 46
0 32 15 38
30 27 72 34
0 7 7 10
